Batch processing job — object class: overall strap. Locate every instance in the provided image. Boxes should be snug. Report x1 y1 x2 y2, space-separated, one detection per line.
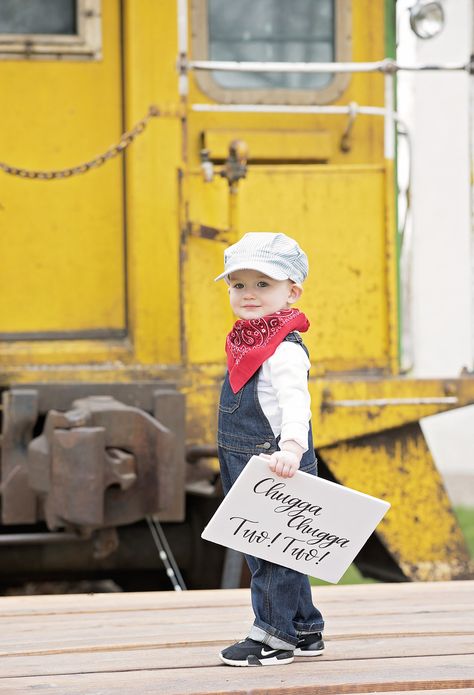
283 331 309 357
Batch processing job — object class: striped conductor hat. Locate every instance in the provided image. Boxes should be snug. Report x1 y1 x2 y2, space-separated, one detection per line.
214 232 308 284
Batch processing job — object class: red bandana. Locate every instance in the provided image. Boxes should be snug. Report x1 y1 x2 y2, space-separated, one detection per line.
225 308 310 393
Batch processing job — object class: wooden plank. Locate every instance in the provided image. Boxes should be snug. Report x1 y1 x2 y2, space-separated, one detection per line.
0 582 472 694
1 607 472 657
2 601 471 636
1 583 471 630
0 598 472 656
2 593 472 621
0 655 473 694
0 635 473 678
344 693 474 695
1 581 471 616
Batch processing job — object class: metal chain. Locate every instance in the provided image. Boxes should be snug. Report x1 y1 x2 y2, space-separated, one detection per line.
0 105 161 180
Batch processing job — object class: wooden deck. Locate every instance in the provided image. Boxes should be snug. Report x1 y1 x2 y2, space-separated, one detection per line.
0 580 473 694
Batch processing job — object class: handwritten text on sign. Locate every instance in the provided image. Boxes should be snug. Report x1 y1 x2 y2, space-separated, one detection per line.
202 456 390 583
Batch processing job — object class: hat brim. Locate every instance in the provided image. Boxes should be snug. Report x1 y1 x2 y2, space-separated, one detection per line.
214 261 290 283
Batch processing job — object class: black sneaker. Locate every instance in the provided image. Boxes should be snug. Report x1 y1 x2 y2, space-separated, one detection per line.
219 638 294 667
294 632 325 657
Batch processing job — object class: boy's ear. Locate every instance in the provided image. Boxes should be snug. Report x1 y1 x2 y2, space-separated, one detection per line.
288 283 303 304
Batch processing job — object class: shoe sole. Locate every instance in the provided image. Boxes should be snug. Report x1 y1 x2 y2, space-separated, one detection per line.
219 654 294 667
294 647 324 657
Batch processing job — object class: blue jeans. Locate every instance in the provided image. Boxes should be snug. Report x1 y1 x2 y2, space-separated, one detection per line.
219 449 324 649
217 333 324 649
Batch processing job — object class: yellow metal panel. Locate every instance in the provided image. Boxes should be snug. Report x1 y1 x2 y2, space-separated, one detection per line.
183 365 223 445
182 172 232 364
184 236 233 365
183 165 392 373
237 165 390 373
185 171 230 231
312 376 474 447
188 0 385 169
0 0 124 339
384 160 399 373
122 0 181 365
183 0 392 376
203 129 333 161
0 339 129 368
321 425 472 581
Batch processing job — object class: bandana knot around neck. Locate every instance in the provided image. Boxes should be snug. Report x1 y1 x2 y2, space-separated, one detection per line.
225 308 309 393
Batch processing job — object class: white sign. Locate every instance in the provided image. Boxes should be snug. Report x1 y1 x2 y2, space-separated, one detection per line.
202 456 390 583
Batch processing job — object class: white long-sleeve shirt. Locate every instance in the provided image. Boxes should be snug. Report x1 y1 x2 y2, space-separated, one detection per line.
257 339 311 451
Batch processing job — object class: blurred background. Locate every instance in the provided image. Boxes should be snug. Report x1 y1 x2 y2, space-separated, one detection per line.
0 0 472 594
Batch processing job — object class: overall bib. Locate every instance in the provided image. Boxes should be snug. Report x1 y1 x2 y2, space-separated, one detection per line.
217 332 325 649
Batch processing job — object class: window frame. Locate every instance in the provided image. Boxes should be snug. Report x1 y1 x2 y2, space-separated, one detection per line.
0 0 101 61
191 0 351 104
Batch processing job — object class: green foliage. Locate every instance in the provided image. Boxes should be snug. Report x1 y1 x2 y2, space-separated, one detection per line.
311 564 377 587
454 506 474 558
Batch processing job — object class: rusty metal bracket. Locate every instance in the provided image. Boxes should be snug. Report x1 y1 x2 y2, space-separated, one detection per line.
340 102 358 153
27 395 174 531
219 139 249 189
1 390 38 524
1 385 187 561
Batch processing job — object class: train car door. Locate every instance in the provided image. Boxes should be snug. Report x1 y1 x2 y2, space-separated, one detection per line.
182 0 397 379
0 0 126 362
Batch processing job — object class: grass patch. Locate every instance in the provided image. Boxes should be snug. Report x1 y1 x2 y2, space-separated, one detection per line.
454 506 474 557
310 563 377 587
311 506 474 586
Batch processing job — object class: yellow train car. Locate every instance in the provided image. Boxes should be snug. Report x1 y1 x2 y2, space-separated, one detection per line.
0 0 472 589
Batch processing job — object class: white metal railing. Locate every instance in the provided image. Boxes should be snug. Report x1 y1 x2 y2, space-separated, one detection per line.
323 397 459 408
176 0 472 160
187 59 471 74
190 104 391 116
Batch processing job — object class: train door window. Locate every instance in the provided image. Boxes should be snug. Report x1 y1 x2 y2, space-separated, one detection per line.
192 0 351 104
0 0 101 60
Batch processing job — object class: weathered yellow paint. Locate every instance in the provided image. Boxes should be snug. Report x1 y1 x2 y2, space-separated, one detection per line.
321 425 472 581
0 1 472 580
312 376 474 447
122 0 182 365
183 235 233 365
236 166 389 373
0 339 128 367
183 165 392 373
182 169 232 364
0 0 125 338
384 158 400 373
0 0 389 372
203 129 334 162
183 0 388 378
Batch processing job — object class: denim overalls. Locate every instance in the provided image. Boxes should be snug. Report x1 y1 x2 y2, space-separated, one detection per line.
218 332 325 649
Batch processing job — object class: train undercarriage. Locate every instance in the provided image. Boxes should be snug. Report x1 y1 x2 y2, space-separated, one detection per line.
1 377 472 592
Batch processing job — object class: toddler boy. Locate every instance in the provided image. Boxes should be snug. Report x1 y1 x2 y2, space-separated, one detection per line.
215 232 325 667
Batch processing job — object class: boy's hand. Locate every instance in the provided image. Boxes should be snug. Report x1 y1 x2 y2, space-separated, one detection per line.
268 450 300 478
268 440 304 478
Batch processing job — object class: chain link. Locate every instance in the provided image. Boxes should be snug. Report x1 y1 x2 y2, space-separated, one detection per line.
0 105 162 180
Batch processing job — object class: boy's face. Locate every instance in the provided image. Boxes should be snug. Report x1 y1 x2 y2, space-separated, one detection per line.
228 269 302 320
